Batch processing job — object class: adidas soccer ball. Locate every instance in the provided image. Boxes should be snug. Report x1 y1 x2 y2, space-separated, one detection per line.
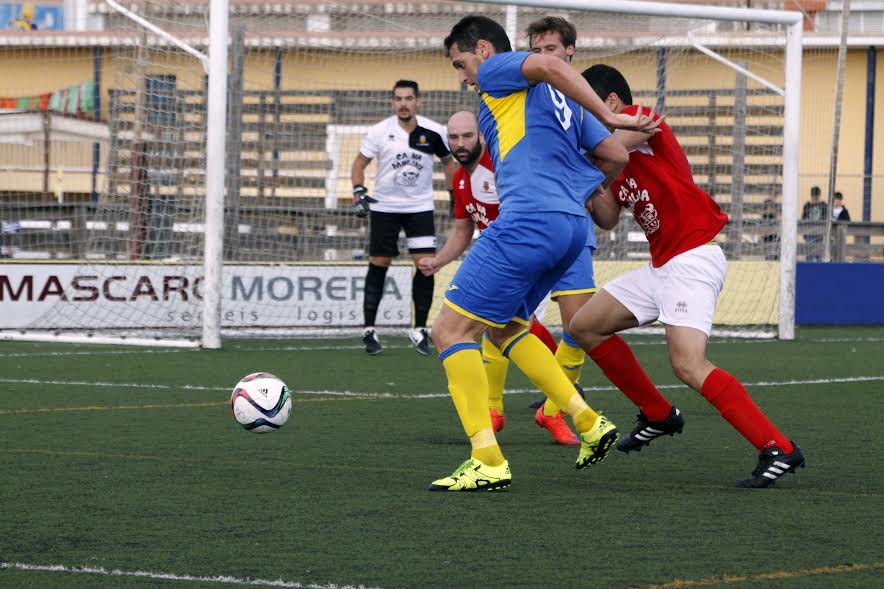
230 372 292 433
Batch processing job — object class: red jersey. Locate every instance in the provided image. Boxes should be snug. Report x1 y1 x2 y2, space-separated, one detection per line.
611 105 728 267
452 148 500 231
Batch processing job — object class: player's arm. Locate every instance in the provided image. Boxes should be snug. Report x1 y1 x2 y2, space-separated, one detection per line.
351 153 372 187
612 129 653 151
442 156 455 188
586 186 622 231
519 54 661 133
588 135 628 189
418 218 474 276
442 156 456 213
350 153 377 216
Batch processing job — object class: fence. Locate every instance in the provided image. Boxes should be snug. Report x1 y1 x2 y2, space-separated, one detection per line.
3 201 882 263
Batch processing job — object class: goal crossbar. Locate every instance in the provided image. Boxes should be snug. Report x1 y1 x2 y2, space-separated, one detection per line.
468 0 804 26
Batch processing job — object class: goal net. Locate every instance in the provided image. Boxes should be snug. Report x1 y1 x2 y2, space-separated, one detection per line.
0 0 806 345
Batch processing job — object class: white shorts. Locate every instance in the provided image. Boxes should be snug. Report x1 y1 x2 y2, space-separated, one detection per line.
532 293 552 324
602 245 727 336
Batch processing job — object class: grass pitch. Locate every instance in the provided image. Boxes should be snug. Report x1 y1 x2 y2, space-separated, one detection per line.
0 326 882 588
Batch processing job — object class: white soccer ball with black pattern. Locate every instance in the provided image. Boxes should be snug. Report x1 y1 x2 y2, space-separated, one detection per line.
230 372 292 433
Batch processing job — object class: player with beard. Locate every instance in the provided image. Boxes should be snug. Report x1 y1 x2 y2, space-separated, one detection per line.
351 80 455 356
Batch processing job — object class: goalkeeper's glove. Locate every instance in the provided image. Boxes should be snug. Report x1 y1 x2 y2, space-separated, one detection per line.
352 185 377 218
448 189 455 218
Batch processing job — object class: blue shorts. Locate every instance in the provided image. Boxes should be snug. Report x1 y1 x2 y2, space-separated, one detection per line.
551 245 596 300
444 210 588 327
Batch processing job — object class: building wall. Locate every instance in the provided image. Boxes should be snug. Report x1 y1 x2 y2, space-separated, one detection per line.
0 44 881 222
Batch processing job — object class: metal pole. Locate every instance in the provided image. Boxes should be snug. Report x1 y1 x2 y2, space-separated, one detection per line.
863 46 876 222
272 46 282 187
778 20 803 341
225 27 244 260
469 0 803 25
42 111 50 199
91 47 101 202
202 0 228 349
823 0 851 262
731 64 747 260
655 48 666 112
505 5 518 48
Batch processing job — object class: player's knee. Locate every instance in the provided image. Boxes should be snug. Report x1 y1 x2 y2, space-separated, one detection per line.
432 310 484 352
670 356 709 390
430 329 445 352
568 317 605 349
485 327 506 349
369 256 393 267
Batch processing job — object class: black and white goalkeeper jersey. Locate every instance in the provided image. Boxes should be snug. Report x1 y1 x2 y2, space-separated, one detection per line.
359 115 450 213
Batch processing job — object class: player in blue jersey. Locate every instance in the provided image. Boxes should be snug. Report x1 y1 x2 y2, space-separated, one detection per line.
429 15 658 491
524 16 612 439
474 16 629 446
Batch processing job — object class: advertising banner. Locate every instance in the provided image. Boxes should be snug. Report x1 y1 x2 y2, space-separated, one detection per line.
0 264 413 329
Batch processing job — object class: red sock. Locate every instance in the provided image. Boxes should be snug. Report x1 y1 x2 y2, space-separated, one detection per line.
588 335 671 421
700 368 793 453
529 320 557 354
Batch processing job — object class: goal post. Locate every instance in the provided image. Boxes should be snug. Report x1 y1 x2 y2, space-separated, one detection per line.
203 0 230 350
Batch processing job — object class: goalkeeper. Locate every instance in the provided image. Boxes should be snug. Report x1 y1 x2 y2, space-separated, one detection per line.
350 80 455 357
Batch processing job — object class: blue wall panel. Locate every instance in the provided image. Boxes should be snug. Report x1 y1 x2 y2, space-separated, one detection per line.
796 263 884 325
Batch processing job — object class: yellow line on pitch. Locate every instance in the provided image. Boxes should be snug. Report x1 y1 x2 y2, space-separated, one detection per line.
0 402 225 415
635 561 884 588
0 448 403 473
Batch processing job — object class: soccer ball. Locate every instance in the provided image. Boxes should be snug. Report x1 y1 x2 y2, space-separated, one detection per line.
230 372 292 433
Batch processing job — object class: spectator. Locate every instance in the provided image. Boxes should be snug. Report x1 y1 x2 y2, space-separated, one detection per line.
832 191 851 221
761 192 780 260
802 185 827 261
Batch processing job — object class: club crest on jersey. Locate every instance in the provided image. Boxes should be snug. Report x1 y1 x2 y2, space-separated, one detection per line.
387 134 395 141
393 152 424 187
458 178 465 189
418 135 427 144
482 181 491 192
638 203 660 234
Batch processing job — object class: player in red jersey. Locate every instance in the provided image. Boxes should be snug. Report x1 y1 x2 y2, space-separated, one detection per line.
571 64 805 488
419 110 578 444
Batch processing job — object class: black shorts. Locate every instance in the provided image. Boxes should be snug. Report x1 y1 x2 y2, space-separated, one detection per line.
369 210 436 257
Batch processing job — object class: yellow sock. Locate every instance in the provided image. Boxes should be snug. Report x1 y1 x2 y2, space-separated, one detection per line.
555 336 586 384
440 342 504 466
543 398 561 417
471 428 505 466
482 334 509 414
503 330 599 433
545 335 586 417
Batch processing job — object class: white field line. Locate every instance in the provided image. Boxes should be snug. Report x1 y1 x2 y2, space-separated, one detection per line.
0 375 881 400
1 335 881 358
0 562 377 589
0 349 197 358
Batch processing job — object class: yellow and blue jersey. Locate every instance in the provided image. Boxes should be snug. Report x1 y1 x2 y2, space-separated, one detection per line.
477 51 609 217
